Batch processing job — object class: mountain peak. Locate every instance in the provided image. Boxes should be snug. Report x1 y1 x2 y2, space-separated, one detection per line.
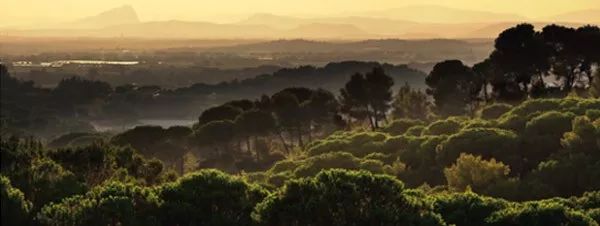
72 5 140 28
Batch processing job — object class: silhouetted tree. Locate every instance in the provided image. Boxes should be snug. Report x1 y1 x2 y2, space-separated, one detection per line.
197 105 243 126
271 90 304 149
193 120 236 157
340 67 393 130
489 24 551 101
235 110 276 160
426 60 482 116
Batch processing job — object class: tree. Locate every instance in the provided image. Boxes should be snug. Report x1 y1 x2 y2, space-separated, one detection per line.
39 182 162 226
489 24 551 101
52 77 112 115
271 90 305 148
159 169 267 226
426 60 482 116
193 120 236 156
479 103 512 120
433 192 508 226
561 116 600 154
340 67 394 130
365 67 395 127
392 82 430 120
486 201 597 226
235 110 276 160
1 176 31 226
591 70 600 98
254 169 445 226
436 128 519 171
303 88 340 141
28 158 87 210
197 105 243 126
472 58 496 102
112 126 166 156
444 154 510 192
523 111 576 166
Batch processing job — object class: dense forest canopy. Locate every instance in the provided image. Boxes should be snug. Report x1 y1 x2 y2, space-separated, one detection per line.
1 23 600 225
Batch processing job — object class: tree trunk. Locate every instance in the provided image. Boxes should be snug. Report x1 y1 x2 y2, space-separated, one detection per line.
366 108 376 131
179 155 185 175
254 136 260 162
296 126 304 147
246 136 252 153
277 131 291 154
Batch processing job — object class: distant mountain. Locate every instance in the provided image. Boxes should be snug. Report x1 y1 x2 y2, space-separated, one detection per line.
464 22 589 38
286 23 369 38
70 5 140 28
357 5 527 23
100 20 277 39
238 13 417 35
546 9 600 23
5 4 597 39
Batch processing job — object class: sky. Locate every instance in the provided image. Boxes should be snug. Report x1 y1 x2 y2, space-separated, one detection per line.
1 0 598 26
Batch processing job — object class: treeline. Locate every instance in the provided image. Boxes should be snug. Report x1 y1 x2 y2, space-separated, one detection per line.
3 168 600 226
427 23 600 116
0 61 424 138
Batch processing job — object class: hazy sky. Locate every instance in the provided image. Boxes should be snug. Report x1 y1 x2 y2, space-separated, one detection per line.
1 0 597 26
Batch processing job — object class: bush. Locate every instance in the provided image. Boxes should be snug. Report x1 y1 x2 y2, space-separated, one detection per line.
382 119 426 135
159 169 267 226
307 131 389 157
253 169 446 226
1 176 31 226
436 128 519 168
39 182 161 226
405 125 426 136
523 111 577 164
422 118 463 135
293 152 394 178
479 103 513 119
433 192 508 226
444 154 510 192
486 201 597 226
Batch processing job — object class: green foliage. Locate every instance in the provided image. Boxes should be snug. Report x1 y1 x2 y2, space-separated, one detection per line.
39 182 161 226
193 120 235 153
508 98 562 117
159 169 267 226
561 116 600 154
486 201 598 226
433 191 508 226
436 128 519 167
1 176 31 226
382 118 426 135
29 158 87 209
307 131 390 157
523 111 577 164
524 153 600 199
479 103 513 119
253 169 446 226
406 125 426 136
293 152 395 178
340 67 394 130
422 118 463 135
426 60 482 116
392 82 430 120
444 154 510 192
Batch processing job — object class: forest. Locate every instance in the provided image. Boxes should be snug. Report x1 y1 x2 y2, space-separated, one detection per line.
2 23 600 225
